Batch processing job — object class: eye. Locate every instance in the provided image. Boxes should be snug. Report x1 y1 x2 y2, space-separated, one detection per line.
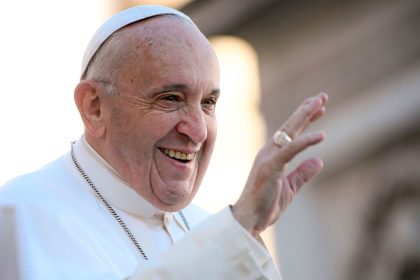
162 94 182 102
152 93 185 112
202 97 217 105
201 96 218 112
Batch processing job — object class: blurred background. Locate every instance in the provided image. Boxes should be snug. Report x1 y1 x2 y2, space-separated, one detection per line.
1 0 419 279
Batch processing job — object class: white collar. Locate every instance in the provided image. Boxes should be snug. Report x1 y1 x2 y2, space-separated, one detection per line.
71 136 168 218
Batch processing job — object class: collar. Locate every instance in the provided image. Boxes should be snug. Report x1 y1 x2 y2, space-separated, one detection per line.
70 136 171 219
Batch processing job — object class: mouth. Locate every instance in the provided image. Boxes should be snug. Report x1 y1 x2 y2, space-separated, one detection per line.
159 148 196 163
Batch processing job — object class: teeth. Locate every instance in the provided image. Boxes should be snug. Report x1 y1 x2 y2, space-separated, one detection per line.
162 148 195 161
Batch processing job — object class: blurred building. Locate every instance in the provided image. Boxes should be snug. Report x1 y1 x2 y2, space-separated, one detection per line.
175 0 420 279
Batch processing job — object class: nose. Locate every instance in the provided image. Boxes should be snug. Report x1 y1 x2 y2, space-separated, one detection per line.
176 106 207 144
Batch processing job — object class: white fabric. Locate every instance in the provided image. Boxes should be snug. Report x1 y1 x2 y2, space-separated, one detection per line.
0 137 282 279
81 5 194 78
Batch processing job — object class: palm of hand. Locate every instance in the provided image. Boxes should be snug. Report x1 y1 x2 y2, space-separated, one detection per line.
232 93 328 237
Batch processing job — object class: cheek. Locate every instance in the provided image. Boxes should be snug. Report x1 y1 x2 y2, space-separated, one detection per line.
198 117 217 169
106 109 148 154
148 113 179 139
206 116 217 145
124 112 179 150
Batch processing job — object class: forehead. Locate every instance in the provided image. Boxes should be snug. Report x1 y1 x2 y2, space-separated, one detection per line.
113 16 219 90
122 16 213 60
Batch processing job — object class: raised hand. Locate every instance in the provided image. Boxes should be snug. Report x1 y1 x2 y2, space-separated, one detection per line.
232 93 328 237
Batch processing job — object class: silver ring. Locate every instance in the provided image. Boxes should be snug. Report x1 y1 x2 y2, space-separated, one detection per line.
273 130 292 147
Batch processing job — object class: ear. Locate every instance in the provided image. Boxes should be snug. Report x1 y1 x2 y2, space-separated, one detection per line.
74 80 106 138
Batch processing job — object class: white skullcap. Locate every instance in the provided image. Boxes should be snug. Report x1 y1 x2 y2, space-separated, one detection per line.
81 5 194 79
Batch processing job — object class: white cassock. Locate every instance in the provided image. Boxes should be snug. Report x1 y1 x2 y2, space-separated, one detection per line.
0 137 282 280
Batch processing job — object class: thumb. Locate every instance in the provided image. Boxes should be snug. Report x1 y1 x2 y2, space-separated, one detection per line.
287 157 323 194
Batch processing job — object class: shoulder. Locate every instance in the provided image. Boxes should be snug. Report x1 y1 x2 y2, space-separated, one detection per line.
0 155 76 204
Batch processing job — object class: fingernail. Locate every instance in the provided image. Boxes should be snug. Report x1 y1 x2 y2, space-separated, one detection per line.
309 131 325 141
318 92 329 104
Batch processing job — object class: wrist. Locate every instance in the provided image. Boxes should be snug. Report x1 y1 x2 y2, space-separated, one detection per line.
230 204 259 237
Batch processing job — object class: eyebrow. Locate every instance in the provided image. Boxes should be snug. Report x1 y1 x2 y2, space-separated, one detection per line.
152 83 221 97
210 88 221 98
156 83 187 93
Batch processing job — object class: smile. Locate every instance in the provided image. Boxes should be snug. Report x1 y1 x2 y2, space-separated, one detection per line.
160 148 195 162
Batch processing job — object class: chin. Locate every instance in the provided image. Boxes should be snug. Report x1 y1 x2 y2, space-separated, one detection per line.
155 198 191 212
155 187 197 211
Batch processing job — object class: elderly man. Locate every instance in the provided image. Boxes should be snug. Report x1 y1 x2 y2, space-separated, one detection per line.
0 5 327 280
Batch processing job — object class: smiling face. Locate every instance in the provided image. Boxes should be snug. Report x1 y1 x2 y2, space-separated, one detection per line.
92 16 220 211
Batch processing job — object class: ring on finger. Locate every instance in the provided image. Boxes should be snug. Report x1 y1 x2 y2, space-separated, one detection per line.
273 130 292 147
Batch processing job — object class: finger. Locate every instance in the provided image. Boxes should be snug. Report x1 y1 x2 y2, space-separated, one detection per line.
318 92 329 105
310 92 328 122
302 92 328 107
287 157 323 194
281 92 328 139
310 106 326 123
273 131 325 168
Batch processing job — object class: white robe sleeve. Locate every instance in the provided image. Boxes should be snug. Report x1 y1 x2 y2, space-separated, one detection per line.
129 207 282 280
0 203 281 280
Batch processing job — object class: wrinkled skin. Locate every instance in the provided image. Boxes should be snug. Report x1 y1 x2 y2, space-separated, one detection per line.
75 14 328 236
232 93 328 236
75 16 219 212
